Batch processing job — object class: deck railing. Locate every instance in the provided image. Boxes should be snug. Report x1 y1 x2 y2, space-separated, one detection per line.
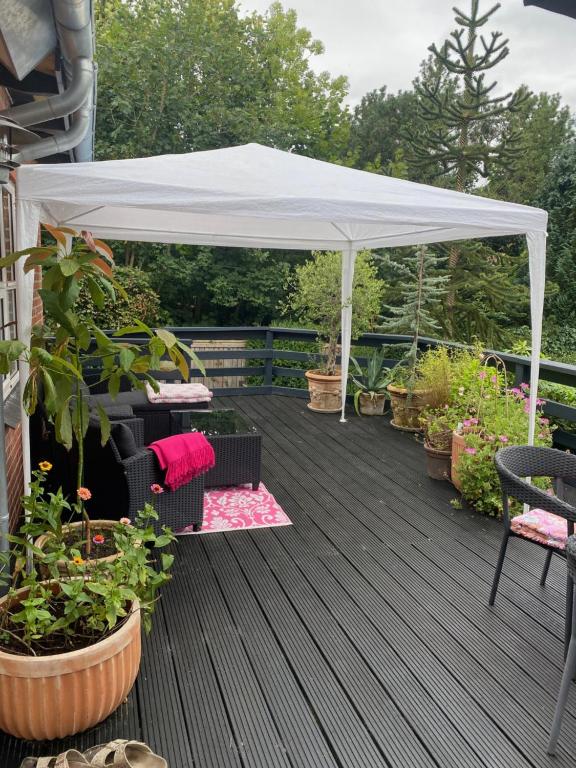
105 326 576 449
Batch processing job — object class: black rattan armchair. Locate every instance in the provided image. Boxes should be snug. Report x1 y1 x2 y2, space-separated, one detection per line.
492 446 576 651
85 418 204 533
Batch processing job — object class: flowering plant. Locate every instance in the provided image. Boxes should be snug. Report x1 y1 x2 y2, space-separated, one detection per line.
0 467 175 656
456 384 554 516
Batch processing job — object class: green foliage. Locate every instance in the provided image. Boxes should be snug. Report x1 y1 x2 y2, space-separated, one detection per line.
349 349 393 415
95 0 350 161
536 142 576 327
380 246 449 387
457 387 553 517
76 266 162 329
0 469 175 654
284 251 385 376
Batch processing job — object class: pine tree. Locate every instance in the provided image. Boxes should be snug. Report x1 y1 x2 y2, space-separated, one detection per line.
379 246 449 387
405 1 530 340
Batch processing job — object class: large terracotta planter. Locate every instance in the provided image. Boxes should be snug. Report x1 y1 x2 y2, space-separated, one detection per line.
305 369 342 413
451 431 466 490
387 384 431 432
35 519 124 577
0 587 141 740
358 392 387 416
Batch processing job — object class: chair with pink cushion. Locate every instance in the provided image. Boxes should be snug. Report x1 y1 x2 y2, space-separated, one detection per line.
491 445 576 652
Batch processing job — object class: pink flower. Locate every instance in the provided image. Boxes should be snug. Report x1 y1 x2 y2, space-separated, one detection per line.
77 487 91 501
499 435 509 443
478 371 487 380
470 418 479 425
520 382 530 391
463 419 472 428
465 447 477 455
540 418 549 425
150 483 164 495
486 435 495 442
444 403 449 410
119 517 131 525
538 432 545 439
536 398 545 406
92 533 105 545
524 401 531 414
490 375 498 384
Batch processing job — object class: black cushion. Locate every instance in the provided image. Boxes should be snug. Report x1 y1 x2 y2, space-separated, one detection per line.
102 405 134 420
111 422 138 459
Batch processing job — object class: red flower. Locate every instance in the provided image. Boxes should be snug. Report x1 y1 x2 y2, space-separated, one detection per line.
93 533 105 545
150 483 164 495
77 487 92 501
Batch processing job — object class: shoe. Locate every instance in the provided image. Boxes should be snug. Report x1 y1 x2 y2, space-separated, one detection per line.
84 740 167 767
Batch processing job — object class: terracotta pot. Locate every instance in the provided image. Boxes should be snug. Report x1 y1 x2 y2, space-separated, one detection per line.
305 369 342 413
358 392 387 416
35 519 125 577
0 586 141 740
451 431 466 490
424 442 452 481
387 384 431 432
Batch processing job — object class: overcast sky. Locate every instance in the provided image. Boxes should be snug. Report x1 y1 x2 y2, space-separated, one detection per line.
238 0 576 112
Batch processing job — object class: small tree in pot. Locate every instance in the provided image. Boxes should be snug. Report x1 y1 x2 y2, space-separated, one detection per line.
285 250 385 412
379 246 448 430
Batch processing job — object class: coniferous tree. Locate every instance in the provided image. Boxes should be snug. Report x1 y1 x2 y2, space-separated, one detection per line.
405 1 530 341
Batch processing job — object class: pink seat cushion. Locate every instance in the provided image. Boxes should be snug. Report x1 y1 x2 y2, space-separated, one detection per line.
510 508 567 550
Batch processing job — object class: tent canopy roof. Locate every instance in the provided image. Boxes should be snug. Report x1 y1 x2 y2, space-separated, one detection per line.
16 142 547 251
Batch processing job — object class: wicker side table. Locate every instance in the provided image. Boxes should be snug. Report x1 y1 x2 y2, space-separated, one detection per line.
170 409 262 490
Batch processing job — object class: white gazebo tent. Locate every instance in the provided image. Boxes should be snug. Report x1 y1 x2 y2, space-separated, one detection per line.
14 143 547 484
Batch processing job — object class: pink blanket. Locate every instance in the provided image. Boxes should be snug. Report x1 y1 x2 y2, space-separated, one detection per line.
146 382 212 404
149 432 215 491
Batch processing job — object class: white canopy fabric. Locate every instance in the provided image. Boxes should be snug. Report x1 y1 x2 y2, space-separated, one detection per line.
15 142 547 460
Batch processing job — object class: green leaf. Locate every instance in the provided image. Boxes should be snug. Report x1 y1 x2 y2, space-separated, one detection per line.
119 347 136 372
96 403 111 447
55 401 73 450
87 276 106 309
59 258 80 277
155 328 178 349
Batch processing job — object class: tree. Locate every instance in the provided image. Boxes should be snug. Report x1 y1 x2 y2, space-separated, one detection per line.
488 92 574 204
537 142 576 326
405 1 530 340
285 251 385 375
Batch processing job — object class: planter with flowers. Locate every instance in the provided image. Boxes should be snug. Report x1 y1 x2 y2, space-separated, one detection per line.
0 226 203 740
0 467 174 740
451 366 554 516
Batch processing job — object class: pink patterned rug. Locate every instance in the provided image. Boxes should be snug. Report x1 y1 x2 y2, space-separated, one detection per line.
177 483 292 535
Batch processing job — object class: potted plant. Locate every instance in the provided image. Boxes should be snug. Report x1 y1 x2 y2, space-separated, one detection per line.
0 468 174 740
350 349 392 416
417 346 458 478
285 250 385 412
379 246 448 430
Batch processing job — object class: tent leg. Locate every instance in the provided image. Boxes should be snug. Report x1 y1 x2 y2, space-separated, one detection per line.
340 246 357 423
526 231 546 446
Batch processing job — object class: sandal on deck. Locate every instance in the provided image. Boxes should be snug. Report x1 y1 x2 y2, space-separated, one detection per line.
20 751 90 768
84 740 167 768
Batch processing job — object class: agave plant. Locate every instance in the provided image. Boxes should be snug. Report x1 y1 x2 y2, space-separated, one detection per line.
350 348 393 415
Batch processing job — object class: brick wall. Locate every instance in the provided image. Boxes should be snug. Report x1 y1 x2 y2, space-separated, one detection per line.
1 79 44 529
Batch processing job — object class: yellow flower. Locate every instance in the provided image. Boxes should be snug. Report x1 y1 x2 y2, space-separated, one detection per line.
72 555 85 565
39 461 52 472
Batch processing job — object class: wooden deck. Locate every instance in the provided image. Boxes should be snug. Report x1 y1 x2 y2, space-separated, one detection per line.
2 394 576 767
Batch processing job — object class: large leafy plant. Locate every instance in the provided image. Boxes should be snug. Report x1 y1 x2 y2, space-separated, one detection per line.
349 349 393 415
0 225 204 549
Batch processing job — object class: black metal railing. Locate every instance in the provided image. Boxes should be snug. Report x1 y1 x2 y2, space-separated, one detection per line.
101 326 576 449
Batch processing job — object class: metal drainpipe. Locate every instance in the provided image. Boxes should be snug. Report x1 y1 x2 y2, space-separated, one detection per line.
0 57 94 128
15 104 91 162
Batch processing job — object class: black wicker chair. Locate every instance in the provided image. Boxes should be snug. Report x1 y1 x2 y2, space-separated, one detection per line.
85 418 205 533
548 535 576 754
491 446 576 651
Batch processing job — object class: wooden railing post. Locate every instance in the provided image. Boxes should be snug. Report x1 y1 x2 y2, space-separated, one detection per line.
264 329 274 388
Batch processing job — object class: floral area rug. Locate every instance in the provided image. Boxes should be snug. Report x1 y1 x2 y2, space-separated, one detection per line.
177 482 292 534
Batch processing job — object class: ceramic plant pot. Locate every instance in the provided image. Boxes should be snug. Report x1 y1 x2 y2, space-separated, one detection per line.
424 442 452 481
0 587 141 740
305 369 342 413
358 392 387 416
387 384 431 432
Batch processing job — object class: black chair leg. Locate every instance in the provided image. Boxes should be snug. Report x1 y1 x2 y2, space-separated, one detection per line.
548 634 576 755
489 532 510 606
540 549 554 586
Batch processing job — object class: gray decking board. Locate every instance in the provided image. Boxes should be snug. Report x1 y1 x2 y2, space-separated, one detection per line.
1 394 575 767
